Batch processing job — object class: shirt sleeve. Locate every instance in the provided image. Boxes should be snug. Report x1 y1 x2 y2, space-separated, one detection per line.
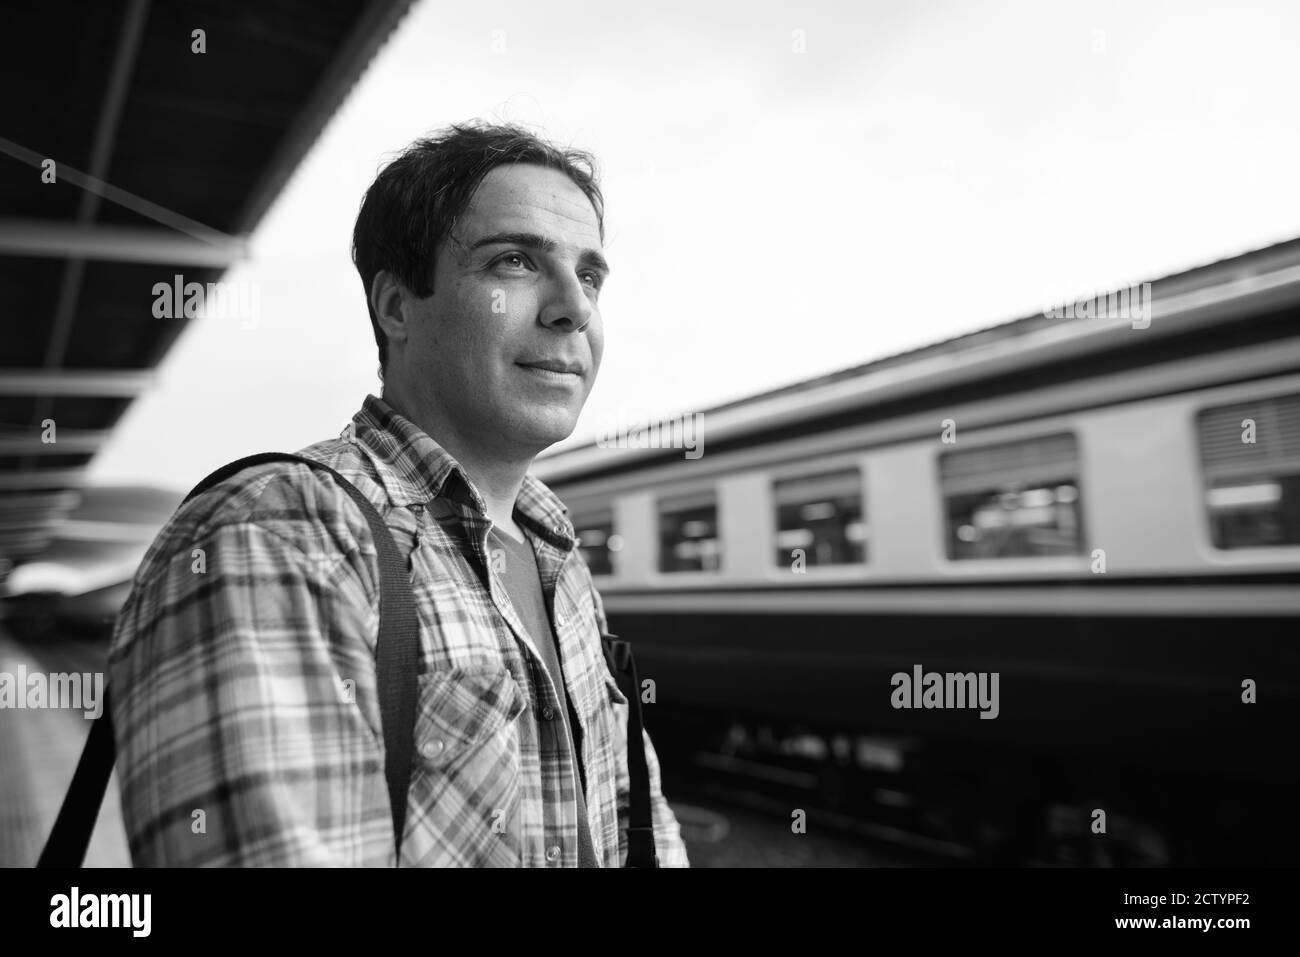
108 519 392 866
639 727 691 868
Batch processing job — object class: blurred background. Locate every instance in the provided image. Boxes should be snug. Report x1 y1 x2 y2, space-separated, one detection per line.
1 0 1298 867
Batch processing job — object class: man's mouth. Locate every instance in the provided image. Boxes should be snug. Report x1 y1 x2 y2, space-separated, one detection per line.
516 358 585 379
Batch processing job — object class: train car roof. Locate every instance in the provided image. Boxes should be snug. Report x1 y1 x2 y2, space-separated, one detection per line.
535 234 1300 484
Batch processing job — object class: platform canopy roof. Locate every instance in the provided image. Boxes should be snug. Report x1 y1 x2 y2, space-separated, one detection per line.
0 0 415 580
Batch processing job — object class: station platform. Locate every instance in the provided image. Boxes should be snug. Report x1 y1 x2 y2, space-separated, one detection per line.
0 624 905 868
0 626 130 867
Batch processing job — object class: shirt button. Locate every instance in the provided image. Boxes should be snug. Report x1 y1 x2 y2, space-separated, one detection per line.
420 739 445 759
541 705 556 721
545 845 561 862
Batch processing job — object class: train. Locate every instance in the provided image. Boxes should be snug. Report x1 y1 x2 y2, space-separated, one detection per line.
536 237 1300 865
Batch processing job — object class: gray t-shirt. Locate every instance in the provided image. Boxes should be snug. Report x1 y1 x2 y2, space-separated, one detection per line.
489 525 600 867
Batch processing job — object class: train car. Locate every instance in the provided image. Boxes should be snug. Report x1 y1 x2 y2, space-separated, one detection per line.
535 238 1300 864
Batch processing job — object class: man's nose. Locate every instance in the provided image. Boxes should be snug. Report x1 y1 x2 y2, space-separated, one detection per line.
539 272 594 333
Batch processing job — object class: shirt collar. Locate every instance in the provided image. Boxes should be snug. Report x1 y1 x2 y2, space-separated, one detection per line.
349 394 576 548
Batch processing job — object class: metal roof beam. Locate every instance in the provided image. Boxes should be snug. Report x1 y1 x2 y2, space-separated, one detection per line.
0 369 153 396
0 429 111 453
0 491 81 511
0 512 78 530
0 219 248 267
51 519 162 543
18 0 151 475
0 469 87 490
0 533 53 548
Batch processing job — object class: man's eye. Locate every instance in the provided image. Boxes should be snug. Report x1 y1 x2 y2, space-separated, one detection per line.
495 253 531 270
581 272 603 290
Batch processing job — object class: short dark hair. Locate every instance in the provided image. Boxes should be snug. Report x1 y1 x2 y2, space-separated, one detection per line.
351 121 606 371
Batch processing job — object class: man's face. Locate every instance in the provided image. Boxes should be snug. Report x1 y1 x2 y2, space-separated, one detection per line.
398 163 606 457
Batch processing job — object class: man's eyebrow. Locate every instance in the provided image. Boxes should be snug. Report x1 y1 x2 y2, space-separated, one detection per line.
468 231 610 275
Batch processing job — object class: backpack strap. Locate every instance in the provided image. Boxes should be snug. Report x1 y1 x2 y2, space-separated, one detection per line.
601 634 659 868
590 579 658 867
38 452 420 867
36 690 117 868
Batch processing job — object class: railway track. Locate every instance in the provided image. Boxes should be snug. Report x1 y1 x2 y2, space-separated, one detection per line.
673 738 979 865
662 725 1193 867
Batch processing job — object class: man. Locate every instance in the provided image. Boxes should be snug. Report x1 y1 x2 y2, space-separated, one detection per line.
108 121 689 867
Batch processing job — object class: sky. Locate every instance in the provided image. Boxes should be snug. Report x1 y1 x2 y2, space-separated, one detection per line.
88 0 1300 490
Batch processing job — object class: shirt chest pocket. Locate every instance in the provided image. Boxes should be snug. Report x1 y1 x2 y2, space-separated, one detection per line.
403 665 528 867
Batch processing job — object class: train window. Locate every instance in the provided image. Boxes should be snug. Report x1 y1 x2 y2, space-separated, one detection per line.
658 489 721 572
572 509 620 576
772 468 866 567
1197 393 1300 548
940 433 1083 559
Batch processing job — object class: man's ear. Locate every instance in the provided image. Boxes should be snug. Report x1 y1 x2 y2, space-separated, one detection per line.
371 269 410 353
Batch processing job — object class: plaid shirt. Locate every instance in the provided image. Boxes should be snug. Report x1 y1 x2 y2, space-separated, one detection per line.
108 394 688 867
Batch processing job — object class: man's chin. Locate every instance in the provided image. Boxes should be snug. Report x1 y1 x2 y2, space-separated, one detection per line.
510 409 581 453
531 424 579 452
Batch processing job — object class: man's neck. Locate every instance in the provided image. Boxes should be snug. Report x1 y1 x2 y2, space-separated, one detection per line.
382 388 533 536
451 446 530 538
